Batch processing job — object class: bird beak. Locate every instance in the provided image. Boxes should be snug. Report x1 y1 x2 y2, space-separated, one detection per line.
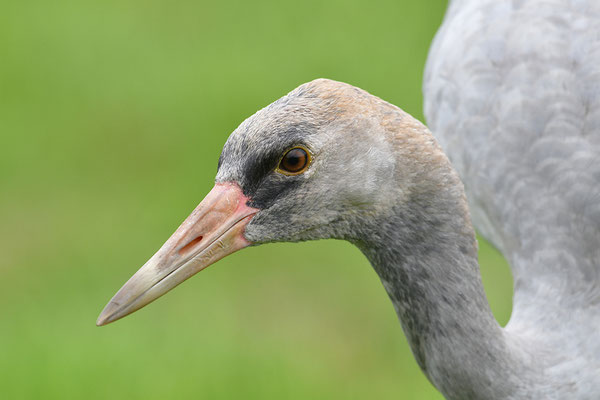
96 182 259 326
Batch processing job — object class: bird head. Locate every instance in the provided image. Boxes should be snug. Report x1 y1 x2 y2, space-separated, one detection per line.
97 78 440 326
217 79 401 244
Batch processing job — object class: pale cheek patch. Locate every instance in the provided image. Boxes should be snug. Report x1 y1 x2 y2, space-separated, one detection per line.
326 131 395 209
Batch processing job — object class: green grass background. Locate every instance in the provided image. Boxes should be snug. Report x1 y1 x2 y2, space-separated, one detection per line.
0 1 513 398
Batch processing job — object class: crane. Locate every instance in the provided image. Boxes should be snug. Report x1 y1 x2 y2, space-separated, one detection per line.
98 1 600 398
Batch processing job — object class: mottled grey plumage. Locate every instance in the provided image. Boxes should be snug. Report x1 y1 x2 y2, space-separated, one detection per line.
424 0 600 398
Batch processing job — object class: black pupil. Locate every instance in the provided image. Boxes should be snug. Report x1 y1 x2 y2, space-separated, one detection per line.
282 148 306 172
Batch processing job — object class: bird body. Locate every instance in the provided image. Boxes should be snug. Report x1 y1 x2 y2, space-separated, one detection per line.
425 1 600 397
99 1 600 398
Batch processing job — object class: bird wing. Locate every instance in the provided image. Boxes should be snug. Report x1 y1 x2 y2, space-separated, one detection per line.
423 0 600 326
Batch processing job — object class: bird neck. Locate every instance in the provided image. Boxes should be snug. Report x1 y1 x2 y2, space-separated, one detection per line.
354 163 527 399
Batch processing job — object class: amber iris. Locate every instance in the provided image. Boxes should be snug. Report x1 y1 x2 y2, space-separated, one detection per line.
278 147 309 174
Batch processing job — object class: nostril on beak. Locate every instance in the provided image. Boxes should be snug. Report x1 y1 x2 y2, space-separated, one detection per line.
179 236 203 255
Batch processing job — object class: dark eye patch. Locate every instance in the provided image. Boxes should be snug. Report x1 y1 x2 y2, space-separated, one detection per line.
216 122 317 206
247 173 301 209
239 148 282 195
238 145 310 209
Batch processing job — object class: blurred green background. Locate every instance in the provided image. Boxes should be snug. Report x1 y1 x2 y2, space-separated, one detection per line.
0 0 513 399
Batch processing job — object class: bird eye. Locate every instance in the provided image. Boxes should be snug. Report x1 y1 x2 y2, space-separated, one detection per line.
277 147 310 175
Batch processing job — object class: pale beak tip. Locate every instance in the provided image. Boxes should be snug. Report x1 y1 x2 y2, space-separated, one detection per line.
96 302 119 327
96 314 109 327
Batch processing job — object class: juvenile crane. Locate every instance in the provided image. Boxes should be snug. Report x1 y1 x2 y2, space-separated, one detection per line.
98 1 600 398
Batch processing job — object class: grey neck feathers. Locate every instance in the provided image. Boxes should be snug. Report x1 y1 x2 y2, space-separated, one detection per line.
352 142 531 399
